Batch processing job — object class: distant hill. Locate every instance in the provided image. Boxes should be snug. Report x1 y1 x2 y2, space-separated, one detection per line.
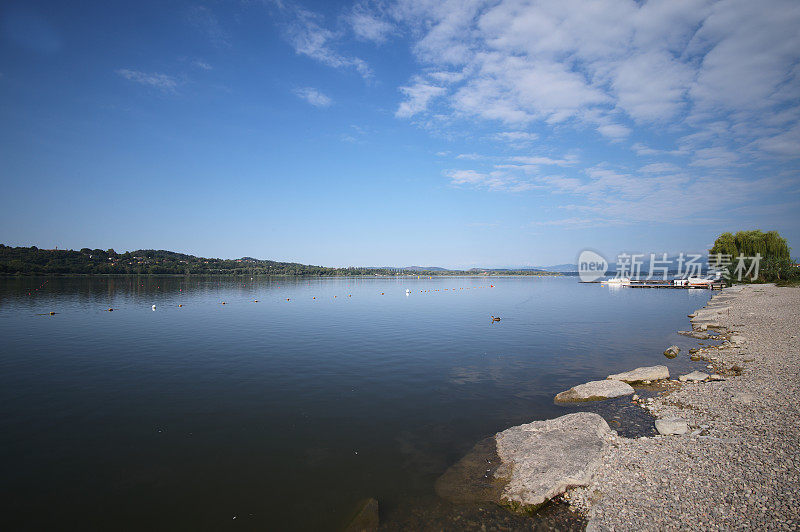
0 245 562 277
531 263 578 272
402 266 449 271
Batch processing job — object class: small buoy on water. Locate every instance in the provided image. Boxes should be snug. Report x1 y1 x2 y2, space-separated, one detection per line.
152 305 156 311
491 316 501 322
49 311 56 315
108 308 114 312
253 300 258 303
178 304 183 307
221 302 226 305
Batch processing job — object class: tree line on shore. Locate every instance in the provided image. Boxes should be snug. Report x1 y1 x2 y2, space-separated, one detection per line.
709 230 799 284
0 245 557 277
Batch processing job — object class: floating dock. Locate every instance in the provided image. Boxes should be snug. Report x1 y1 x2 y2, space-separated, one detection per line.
581 279 724 290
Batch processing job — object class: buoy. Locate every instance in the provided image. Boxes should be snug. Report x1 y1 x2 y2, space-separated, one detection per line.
313 297 316 299
253 300 258 303
287 298 290 301
108 308 113 312
178 304 183 307
491 316 501 322
49 311 55 315
152 305 156 311
222 302 226 305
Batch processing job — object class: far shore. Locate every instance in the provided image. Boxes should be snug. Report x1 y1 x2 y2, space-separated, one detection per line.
0 272 567 278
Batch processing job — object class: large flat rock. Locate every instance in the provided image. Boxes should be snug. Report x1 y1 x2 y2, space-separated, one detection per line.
554 379 634 402
495 412 611 511
678 330 712 339
679 370 709 382
655 417 688 436
607 365 669 383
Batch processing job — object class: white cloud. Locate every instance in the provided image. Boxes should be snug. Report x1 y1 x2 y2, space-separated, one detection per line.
285 7 372 79
530 217 603 228
631 143 686 157
374 0 800 230
640 162 681 174
395 78 446 117
446 168 538 191
388 0 800 165
690 146 741 168
447 169 488 185
492 131 539 147
192 60 212 71
116 69 178 92
446 158 795 226
509 155 577 166
597 123 632 140
347 3 395 43
293 87 332 107
753 123 800 157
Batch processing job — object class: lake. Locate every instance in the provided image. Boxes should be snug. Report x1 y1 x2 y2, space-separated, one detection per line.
0 276 711 530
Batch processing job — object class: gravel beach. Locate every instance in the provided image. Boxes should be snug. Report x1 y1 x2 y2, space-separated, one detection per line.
566 284 800 530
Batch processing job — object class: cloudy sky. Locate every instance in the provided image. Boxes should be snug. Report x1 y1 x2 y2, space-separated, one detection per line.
1 0 798 267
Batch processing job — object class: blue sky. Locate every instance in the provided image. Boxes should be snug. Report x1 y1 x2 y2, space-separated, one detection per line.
1 0 798 267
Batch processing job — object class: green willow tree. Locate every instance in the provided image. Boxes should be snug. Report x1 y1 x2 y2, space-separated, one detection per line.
710 230 797 283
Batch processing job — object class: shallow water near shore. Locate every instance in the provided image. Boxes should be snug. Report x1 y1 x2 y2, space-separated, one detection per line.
0 275 711 530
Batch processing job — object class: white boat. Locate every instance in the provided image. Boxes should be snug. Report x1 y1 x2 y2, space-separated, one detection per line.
602 277 630 285
687 276 715 287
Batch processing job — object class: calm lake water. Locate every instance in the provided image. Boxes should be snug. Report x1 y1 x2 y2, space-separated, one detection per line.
0 276 711 530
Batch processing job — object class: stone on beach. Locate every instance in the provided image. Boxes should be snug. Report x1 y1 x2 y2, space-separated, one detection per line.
554 379 635 402
607 365 670 383
678 330 712 339
435 412 611 513
495 412 611 510
655 417 688 436
663 345 680 358
679 370 710 382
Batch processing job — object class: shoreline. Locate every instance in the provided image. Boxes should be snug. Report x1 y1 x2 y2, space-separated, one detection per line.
0 273 564 278
434 283 798 530
565 284 800 529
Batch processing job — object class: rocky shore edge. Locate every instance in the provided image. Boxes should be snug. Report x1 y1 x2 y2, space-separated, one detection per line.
430 284 799 530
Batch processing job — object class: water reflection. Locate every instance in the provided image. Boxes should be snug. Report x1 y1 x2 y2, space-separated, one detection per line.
0 276 711 530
